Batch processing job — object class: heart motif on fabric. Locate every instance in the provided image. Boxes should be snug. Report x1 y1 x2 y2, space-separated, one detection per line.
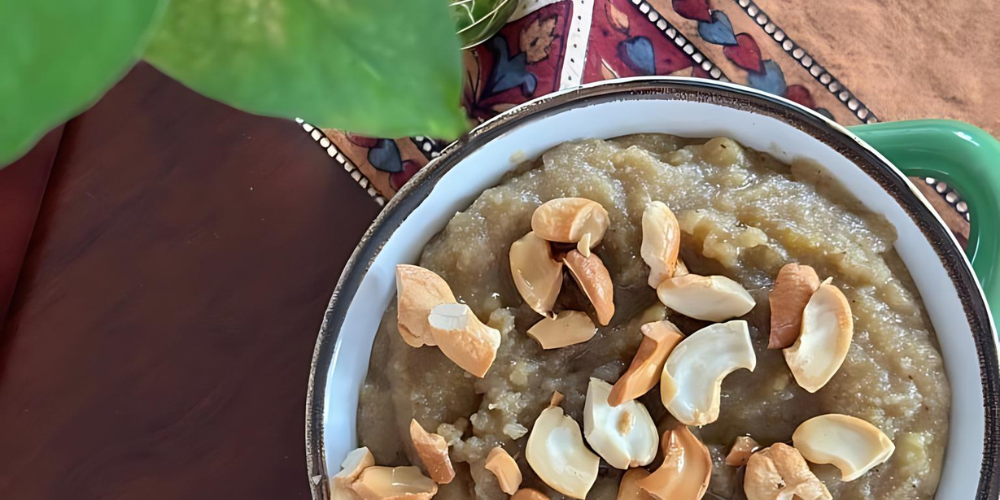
785 84 815 109
723 33 763 73
390 160 422 191
697 11 737 46
618 36 656 76
692 65 712 79
746 60 787 97
346 134 379 149
483 35 538 99
368 139 403 173
672 0 711 22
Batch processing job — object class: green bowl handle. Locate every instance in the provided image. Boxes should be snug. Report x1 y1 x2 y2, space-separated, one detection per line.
849 119 1000 323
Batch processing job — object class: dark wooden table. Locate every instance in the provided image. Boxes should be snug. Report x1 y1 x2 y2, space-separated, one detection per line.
0 59 978 500
0 63 382 499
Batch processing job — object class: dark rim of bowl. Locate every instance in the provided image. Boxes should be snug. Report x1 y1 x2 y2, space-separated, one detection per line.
304 77 999 499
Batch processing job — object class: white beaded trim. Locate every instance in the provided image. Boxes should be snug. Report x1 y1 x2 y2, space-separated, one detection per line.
296 119 386 207
732 0 877 123
412 136 444 159
632 0 730 81
925 177 971 221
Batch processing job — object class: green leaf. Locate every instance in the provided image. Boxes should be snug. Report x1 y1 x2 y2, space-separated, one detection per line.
145 0 468 139
0 0 165 165
450 0 519 49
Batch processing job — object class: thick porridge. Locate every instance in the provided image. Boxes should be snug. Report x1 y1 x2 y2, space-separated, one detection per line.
354 135 950 499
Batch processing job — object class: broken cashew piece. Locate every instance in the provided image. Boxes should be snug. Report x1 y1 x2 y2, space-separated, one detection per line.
608 320 684 407
531 197 610 257
661 321 756 426
330 447 375 500
792 414 895 481
526 406 600 499
563 250 615 326
511 489 550 500
351 466 438 500
725 436 760 467
527 310 597 349
578 233 594 257
550 391 564 407
583 378 659 469
428 303 500 378
637 425 712 500
783 279 854 392
333 447 375 488
616 468 652 500
641 201 681 288
656 274 755 322
744 443 831 500
485 447 522 494
673 259 689 277
396 264 456 347
510 232 563 316
768 263 820 349
409 419 455 484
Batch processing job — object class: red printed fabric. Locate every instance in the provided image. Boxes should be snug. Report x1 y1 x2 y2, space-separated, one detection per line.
311 0 875 203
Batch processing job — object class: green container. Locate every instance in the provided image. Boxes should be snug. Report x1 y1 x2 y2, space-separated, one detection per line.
450 0 519 49
851 120 1000 323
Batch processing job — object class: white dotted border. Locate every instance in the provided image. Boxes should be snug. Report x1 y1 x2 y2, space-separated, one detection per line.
732 0 878 124
412 136 444 159
560 0 596 88
925 177 971 221
631 0 731 81
298 0 879 205
295 119 386 207
511 0 597 90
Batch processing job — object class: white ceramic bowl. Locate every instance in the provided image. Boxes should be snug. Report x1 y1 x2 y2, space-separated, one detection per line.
305 78 1000 499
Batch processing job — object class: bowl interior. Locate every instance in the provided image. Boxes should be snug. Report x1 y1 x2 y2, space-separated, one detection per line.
317 88 986 498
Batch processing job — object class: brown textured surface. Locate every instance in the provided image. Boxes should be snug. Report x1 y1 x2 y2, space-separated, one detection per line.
0 63 381 499
0 127 62 322
915 179 970 248
755 0 1000 135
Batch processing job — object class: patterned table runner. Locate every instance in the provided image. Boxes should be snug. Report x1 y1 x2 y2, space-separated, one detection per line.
298 0 973 243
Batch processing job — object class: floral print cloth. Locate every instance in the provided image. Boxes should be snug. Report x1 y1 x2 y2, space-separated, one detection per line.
298 0 969 243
